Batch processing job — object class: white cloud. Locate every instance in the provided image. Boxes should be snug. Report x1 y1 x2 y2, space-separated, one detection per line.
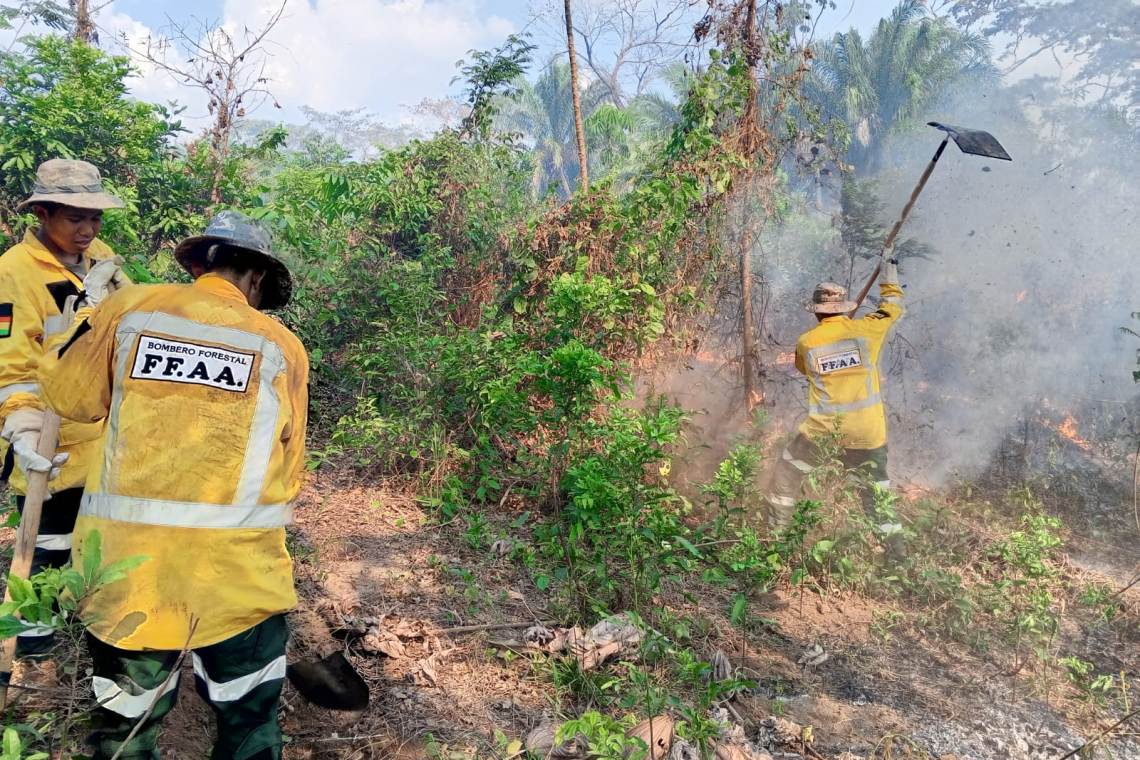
97 0 515 132
224 0 515 124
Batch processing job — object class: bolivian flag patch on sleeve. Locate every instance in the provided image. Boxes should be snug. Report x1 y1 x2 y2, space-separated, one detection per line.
0 304 11 339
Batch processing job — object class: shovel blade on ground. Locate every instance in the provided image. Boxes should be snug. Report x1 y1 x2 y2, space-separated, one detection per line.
928 121 1012 161
286 652 370 711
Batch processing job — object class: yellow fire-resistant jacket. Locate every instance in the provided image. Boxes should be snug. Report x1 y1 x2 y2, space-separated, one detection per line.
794 281 905 450
0 230 124 494
38 274 308 650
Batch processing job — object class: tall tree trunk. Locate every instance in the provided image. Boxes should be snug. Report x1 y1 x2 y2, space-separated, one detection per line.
564 0 589 191
210 95 233 205
740 214 759 411
69 0 98 45
737 0 761 413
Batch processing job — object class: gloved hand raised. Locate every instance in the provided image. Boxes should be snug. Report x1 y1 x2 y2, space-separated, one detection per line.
82 255 128 309
2 408 68 494
880 246 899 285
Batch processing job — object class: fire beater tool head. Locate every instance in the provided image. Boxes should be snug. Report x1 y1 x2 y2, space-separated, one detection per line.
926 122 1012 161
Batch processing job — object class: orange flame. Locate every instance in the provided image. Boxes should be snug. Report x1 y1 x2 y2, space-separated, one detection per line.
1043 412 1091 451
1058 415 1091 450
776 352 796 365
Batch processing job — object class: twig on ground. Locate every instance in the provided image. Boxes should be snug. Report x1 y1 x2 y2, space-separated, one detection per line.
1107 572 1140 601
309 733 398 743
802 743 826 760
2 682 75 696
1132 435 1140 536
109 615 198 760
716 698 745 725
1056 708 1140 760
436 621 554 635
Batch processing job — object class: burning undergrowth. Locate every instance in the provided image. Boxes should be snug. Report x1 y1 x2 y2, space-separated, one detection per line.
652 75 1140 519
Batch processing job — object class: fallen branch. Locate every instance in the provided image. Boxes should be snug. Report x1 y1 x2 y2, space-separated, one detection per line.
436 621 553 635
1 682 74 696
1107 572 1140 602
1133 434 1140 537
1056 708 1140 760
716 698 745 726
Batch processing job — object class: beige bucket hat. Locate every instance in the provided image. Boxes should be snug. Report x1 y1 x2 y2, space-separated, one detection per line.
16 158 125 211
807 282 857 314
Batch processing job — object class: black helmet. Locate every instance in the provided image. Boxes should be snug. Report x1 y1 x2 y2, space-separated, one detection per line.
173 211 293 311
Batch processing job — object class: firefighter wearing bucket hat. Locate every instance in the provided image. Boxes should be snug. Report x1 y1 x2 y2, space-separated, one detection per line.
0 159 131 660
37 211 307 760
765 251 906 560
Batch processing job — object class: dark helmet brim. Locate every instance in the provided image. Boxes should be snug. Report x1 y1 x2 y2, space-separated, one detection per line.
174 236 294 311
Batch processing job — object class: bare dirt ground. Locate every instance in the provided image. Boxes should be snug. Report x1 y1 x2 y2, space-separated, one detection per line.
4 467 1140 759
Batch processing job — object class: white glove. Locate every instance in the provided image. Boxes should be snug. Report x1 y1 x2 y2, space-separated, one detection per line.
82 256 127 309
2 408 68 488
880 247 899 285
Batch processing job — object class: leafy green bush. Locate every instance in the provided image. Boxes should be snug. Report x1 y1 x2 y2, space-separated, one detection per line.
0 531 148 641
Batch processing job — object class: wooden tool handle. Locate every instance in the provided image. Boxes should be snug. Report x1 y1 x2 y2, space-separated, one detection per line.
6 414 62 583
0 411 63 707
849 135 950 315
0 302 75 707
851 261 883 315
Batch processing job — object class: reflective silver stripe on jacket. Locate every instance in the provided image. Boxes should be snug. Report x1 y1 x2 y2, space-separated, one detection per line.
101 311 287 507
81 494 292 529
192 653 287 702
804 337 880 415
0 382 38 403
235 352 285 506
809 395 882 416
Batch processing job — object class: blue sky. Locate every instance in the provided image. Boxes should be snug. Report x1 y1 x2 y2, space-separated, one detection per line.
85 0 893 131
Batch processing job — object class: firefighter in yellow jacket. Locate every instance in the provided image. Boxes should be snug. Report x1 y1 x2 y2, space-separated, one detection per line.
38 211 308 760
766 250 905 559
0 159 129 660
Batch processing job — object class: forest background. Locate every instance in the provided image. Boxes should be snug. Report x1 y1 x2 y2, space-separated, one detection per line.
1 0 1140 758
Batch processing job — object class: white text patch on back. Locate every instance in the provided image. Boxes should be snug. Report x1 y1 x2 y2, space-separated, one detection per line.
816 349 862 374
130 334 254 392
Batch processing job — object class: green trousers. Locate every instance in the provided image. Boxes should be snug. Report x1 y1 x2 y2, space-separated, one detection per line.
766 433 894 529
87 614 289 760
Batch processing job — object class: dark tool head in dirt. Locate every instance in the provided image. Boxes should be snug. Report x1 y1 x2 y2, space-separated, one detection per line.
287 651 370 711
849 121 1012 314
174 210 294 311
